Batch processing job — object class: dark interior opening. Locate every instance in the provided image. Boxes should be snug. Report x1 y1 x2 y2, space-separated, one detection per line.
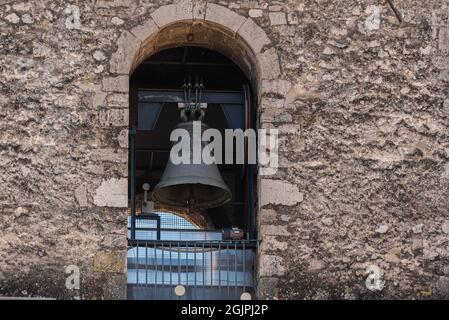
129 46 256 236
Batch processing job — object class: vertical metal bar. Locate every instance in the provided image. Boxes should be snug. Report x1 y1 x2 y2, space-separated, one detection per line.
145 241 148 298
210 242 213 298
243 242 246 293
218 242 221 299
234 242 237 298
136 240 139 287
169 241 173 300
130 127 136 240
157 217 161 240
202 242 205 300
185 241 189 300
248 164 255 240
194 242 197 300
227 243 230 299
185 241 188 299
161 242 165 299
154 242 157 298
178 241 181 287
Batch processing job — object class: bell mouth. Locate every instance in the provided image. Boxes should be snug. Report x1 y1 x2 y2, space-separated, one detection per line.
152 180 232 210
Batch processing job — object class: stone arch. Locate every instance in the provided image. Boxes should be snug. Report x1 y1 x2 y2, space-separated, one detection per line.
99 1 285 210
105 1 281 103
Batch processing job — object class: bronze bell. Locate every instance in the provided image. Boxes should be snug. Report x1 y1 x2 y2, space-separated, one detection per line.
152 121 231 211
153 76 232 212
152 116 231 212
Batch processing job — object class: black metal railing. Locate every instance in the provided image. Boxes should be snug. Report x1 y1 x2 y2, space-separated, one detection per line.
127 239 257 300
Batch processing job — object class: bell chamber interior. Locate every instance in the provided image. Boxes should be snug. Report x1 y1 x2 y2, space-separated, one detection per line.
129 46 257 234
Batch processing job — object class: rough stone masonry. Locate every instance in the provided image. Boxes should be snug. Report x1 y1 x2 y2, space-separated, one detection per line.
0 0 448 299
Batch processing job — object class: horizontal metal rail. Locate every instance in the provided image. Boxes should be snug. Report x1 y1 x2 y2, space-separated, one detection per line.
128 239 258 249
129 227 221 233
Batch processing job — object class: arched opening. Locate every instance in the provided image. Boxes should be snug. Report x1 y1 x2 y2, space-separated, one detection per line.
126 46 258 300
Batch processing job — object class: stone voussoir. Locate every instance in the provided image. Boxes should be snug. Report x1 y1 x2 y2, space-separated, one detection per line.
238 17 271 54
110 30 141 75
150 1 193 27
205 3 246 33
130 17 160 42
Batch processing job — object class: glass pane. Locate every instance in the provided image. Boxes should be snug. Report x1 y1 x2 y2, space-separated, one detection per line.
221 104 244 130
138 102 162 131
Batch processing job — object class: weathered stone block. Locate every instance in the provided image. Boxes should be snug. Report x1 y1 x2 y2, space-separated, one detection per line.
307 259 326 273
74 185 88 207
261 236 288 251
193 0 207 20
261 79 292 96
238 18 271 54
259 208 277 224
260 108 292 123
261 97 284 109
130 18 159 42
269 5 282 12
437 276 449 298
111 17 124 26
261 225 290 236
432 55 449 70
93 178 128 208
287 11 299 25
259 255 285 277
257 48 281 79
102 273 126 299
269 12 287 26
249 9 263 18
93 251 125 273
439 27 449 53
102 76 129 93
5 13 20 24
12 2 31 11
205 3 246 33
13 207 28 218
93 50 107 61
96 0 129 8
411 237 423 253
256 277 279 299
285 84 322 104
110 31 141 75
260 179 303 206
106 93 128 108
361 5 380 34
65 5 82 30
151 1 193 27
117 129 128 149
92 148 127 163
375 224 389 234
99 109 128 127
442 221 449 234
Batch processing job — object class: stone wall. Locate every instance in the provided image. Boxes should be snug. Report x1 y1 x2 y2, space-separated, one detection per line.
0 0 448 299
